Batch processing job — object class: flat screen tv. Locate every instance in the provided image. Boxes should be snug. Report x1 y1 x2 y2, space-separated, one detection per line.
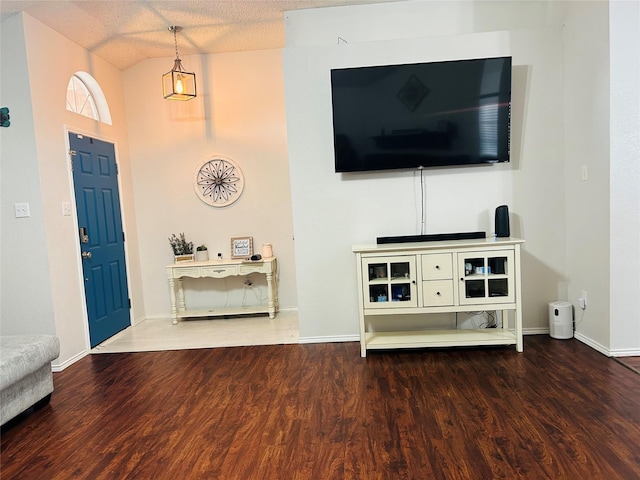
330 56 512 172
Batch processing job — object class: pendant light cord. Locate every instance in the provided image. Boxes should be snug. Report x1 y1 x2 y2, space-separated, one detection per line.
173 28 180 60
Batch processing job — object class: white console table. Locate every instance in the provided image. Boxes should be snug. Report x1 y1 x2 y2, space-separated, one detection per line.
353 238 524 357
165 257 279 324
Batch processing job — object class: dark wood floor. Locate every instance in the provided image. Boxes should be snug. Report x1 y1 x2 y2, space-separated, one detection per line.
618 356 640 373
2 336 639 479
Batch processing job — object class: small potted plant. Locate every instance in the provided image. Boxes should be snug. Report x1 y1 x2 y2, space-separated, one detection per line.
168 233 194 262
195 244 209 262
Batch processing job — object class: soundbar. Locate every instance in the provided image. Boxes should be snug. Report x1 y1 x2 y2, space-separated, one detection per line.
377 231 486 244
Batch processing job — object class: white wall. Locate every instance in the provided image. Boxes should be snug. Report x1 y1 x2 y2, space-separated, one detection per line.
284 1 567 341
0 13 141 368
609 0 640 355
563 1 612 353
285 0 561 47
122 49 297 317
0 14 56 336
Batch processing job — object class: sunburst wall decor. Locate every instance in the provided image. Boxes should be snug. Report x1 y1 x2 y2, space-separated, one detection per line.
193 156 245 207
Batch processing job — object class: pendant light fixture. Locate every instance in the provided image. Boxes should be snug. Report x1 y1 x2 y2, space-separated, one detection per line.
162 26 196 100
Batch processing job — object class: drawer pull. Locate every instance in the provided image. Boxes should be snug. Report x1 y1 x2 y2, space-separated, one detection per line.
435 265 440 269
436 292 441 296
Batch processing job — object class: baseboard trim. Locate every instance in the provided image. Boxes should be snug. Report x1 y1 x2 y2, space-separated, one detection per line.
298 329 554 346
298 335 359 344
52 349 88 372
131 314 146 327
523 327 549 335
573 332 611 356
299 329 550 346
609 347 640 357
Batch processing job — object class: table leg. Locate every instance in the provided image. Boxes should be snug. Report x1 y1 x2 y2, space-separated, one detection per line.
515 307 524 352
168 278 178 325
267 272 278 318
177 278 186 313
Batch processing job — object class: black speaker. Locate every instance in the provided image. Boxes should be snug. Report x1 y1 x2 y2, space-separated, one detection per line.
495 205 510 238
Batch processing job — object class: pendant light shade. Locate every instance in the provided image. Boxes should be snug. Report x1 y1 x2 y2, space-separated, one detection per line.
162 26 196 100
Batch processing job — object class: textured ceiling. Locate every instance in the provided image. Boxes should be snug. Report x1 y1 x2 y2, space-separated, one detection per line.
0 0 400 70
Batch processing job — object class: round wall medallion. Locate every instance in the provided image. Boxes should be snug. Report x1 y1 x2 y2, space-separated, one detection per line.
194 156 244 207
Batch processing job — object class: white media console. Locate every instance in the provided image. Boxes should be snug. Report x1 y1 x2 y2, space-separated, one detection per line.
353 237 524 357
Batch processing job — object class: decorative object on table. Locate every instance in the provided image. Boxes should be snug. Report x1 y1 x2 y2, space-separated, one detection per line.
195 244 209 262
162 26 196 101
261 243 273 258
168 233 194 262
194 155 244 207
230 236 253 259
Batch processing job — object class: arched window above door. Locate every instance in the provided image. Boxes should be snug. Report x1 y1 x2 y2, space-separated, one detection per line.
66 72 112 125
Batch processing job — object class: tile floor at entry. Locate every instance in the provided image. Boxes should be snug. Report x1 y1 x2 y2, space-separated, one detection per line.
91 310 299 354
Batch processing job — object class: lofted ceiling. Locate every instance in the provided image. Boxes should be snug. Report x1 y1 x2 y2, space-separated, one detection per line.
0 0 401 70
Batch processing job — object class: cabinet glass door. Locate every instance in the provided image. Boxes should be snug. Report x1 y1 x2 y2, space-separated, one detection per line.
362 256 417 309
458 250 514 305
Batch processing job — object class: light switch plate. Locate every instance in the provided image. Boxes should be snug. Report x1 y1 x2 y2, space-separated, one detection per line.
15 202 30 218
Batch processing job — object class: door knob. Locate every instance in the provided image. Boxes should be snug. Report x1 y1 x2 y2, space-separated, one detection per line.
82 251 92 259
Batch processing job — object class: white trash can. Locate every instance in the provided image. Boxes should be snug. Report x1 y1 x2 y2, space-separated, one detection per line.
549 301 573 339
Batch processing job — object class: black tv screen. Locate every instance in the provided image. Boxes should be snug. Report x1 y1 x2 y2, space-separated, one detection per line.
331 56 512 172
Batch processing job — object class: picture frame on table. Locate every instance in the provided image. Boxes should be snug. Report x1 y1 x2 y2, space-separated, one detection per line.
230 236 253 259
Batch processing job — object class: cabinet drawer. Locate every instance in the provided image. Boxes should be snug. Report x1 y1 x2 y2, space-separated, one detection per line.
238 263 266 275
421 254 453 280
201 266 238 277
422 280 454 306
174 267 201 278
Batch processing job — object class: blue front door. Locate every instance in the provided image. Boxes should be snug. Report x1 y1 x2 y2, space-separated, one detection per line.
70 133 130 347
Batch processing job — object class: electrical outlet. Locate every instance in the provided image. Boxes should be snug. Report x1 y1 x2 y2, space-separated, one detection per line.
14 202 30 218
62 202 72 216
581 165 588 181
581 290 588 308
